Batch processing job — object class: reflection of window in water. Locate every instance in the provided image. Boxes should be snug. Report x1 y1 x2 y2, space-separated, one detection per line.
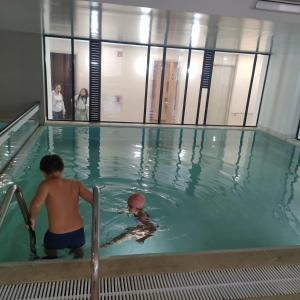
75 127 90 180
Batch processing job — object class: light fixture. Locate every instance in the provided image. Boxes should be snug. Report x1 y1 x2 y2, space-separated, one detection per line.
141 7 152 14
91 10 99 36
256 0 300 14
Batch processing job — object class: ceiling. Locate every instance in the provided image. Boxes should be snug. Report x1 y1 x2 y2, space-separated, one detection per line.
0 0 300 53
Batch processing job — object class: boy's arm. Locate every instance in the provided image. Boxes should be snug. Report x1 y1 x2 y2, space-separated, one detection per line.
29 183 48 229
78 182 93 204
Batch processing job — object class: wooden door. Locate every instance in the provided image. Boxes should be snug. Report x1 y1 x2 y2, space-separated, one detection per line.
50 53 73 120
150 61 179 123
162 61 178 123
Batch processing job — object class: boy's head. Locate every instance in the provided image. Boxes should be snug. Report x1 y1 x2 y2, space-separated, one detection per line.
40 154 64 177
128 193 146 214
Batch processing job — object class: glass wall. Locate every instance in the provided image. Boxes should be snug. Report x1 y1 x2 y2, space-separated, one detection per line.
45 37 269 126
184 50 204 124
74 40 90 121
206 53 255 126
161 49 189 124
101 43 147 122
45 37 73 121
245 55 269 126
146 47 164 123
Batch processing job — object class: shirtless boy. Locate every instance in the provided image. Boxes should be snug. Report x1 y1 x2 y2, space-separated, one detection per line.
29 154 93 258
101 193 156 248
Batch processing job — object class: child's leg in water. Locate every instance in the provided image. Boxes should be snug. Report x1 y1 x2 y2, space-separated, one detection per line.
44 248 58 259
69 247 84 259
101 227 137 248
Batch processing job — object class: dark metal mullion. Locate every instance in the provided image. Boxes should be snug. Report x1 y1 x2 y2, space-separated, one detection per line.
256 55 271 127
296 119 300 140
203 52 215 125
43 36 49 122
143 12 153 124
99 4 103 122
181 48 192 125
71 38 75 121
203 88 212 125
243 54 258 127
195 53 206 125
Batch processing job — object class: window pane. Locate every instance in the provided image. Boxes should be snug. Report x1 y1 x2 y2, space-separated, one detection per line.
151 11 167 44
206 53 255 126
146 47 164 123
161 49 189 124
184 50 204 124
45 37 73 120
246 55 269 126
167 12 194 47
74 40 90 121
101 43 147 122
197 88 208 125
102 4 151 44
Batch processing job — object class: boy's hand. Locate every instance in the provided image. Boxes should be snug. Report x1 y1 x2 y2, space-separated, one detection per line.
28 218 35 231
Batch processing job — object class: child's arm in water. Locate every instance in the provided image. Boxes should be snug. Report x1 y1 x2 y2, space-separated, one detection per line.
135 211 156 243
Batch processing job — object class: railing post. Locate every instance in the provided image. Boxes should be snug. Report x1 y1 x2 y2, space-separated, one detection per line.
91 186 100 300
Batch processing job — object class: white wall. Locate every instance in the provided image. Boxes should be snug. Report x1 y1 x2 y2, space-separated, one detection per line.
101 44 147 122
258 24 300 138
0 30 44 121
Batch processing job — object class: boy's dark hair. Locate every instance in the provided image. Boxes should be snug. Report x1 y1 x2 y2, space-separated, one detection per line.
40 154 64 175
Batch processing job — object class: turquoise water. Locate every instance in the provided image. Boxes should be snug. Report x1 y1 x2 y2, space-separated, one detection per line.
0 125 300 262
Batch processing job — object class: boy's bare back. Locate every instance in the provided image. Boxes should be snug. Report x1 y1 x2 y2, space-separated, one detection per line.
31 178 92 234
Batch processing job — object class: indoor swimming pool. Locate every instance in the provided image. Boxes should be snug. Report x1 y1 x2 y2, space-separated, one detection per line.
0 125 300 262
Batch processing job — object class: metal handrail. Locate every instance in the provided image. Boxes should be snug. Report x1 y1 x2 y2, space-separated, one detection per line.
91 186 100 300
0 184 38 259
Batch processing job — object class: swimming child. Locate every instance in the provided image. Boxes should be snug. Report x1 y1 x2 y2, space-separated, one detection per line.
29 154 93 259
101 193 156 248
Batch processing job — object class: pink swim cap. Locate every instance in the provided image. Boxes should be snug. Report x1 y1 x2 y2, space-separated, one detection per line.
128 193 146 209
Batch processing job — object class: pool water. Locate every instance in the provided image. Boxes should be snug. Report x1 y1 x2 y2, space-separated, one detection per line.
0 125 300 262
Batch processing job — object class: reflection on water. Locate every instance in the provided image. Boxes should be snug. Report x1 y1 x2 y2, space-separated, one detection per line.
0 126 300 262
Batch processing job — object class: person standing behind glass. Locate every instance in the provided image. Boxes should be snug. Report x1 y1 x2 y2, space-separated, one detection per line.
52 84 66 120
75 88 89 121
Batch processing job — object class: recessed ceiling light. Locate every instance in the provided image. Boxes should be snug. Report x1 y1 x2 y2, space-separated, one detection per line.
141 7 151 14
256 0 300 14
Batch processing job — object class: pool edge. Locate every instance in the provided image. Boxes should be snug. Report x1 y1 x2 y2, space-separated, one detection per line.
1 246 300 284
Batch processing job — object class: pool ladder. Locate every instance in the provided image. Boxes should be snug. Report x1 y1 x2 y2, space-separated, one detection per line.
0 185 38 258
0 184 101 300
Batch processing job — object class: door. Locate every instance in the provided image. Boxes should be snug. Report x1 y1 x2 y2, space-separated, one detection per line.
150 61 179 123
51 53 73 120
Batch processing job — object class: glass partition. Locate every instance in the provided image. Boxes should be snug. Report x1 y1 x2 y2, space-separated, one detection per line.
206 53 255 126
45 37 73 121
74 40 90 121
145 47 164 123
44 36 270 127
101 43 147 122
161 48 189 124
184 50 204 124
0 104 40 172
245 55 269 126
